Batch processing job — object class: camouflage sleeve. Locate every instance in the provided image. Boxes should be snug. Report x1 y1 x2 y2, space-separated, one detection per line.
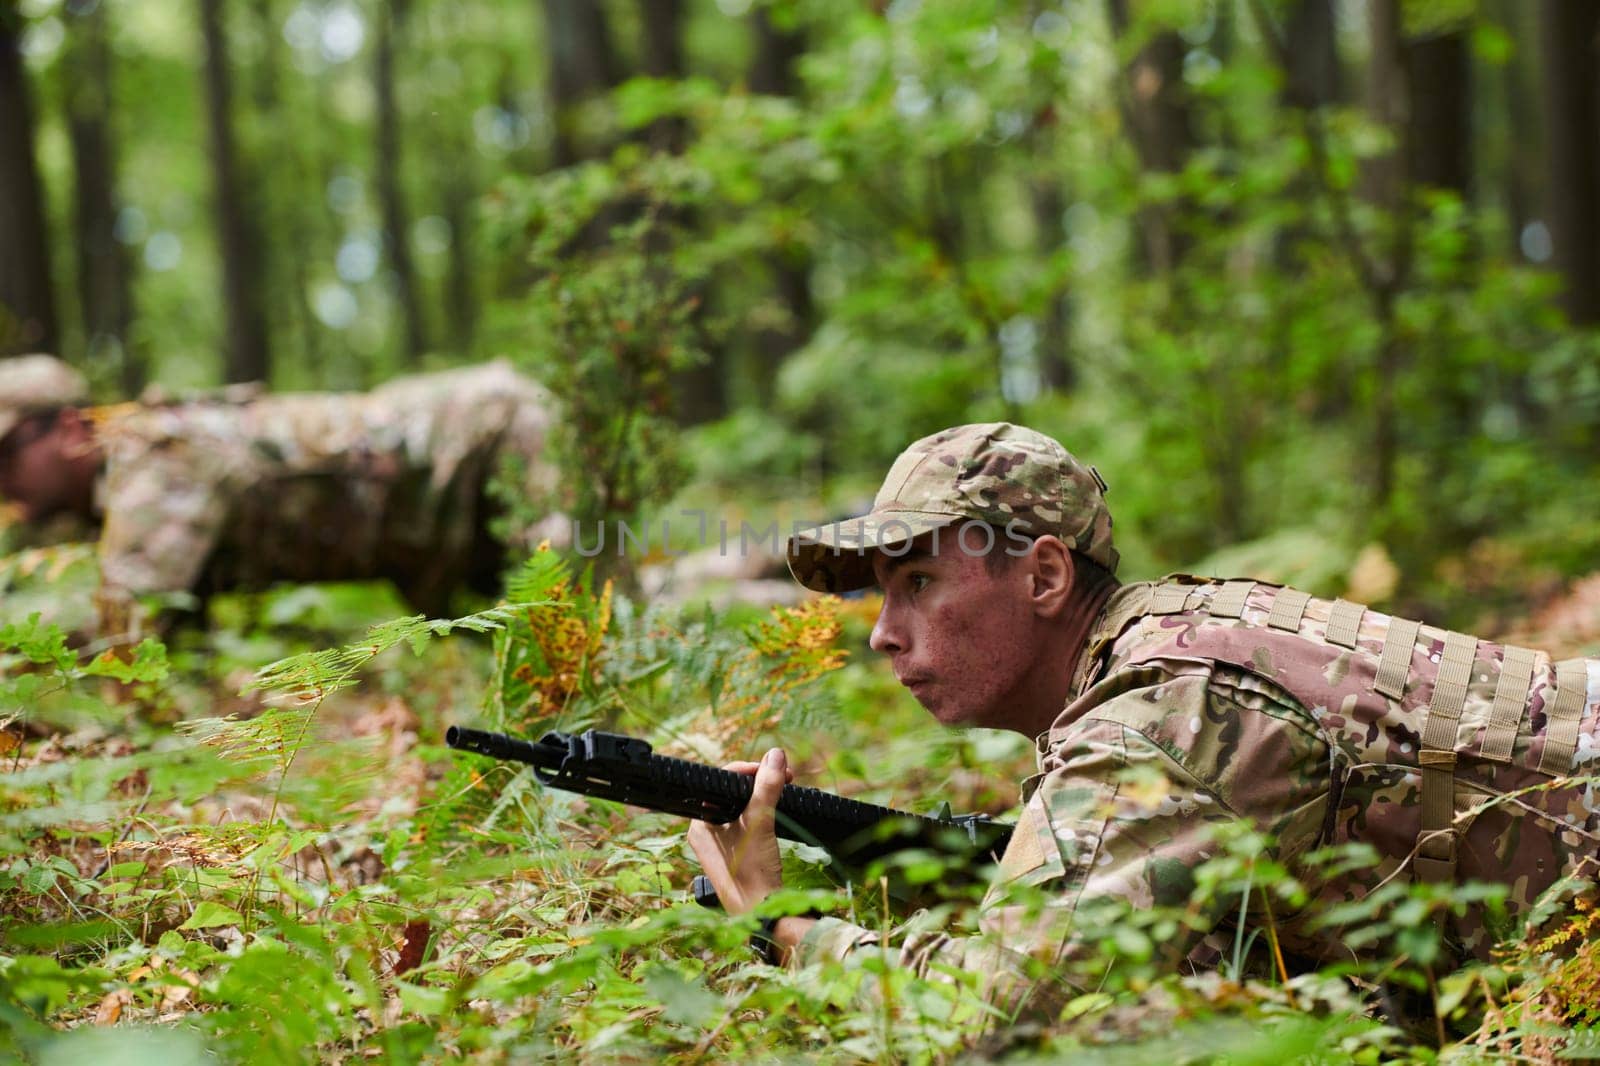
790 668 1331 1019
95 435 230 639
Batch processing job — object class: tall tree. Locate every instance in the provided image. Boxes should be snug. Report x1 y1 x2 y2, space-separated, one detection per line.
63 0 139 392
540 0 622 166
1537 0 1600 325
1407 22 1473 197
1489 0 1541 257
250 0 326 384
637 0 687 154
374 0 427 364
1361 0 1410 516
199 0 271 384
743 7 816 401
0 7 59 356
1284 0 1340 109
438 164 479 357
1105 0 1196 273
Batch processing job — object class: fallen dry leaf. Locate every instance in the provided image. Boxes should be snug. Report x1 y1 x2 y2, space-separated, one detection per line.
94 988 133 1025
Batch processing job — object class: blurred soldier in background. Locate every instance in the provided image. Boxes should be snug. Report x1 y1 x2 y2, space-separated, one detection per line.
0 355 558 641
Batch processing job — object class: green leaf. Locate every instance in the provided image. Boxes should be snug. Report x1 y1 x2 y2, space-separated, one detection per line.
641 964 721 1028
178 901 245 929
396 980 449 1018
21 864 58 894
82 638 169 683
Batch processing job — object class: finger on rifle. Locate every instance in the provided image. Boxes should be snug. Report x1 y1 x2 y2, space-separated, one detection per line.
724 760 796 783
747 748 787 826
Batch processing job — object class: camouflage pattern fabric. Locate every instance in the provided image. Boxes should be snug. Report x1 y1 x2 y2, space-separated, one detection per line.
94 362 555 638
795 576 1600 1015
0 354 90 441
787 422 1117 593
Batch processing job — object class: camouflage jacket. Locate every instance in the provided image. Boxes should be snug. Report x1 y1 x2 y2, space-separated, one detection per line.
796 576 1600 1015
94 362 555 636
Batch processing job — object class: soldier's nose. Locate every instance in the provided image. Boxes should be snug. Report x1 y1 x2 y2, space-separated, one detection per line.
869 606 904 656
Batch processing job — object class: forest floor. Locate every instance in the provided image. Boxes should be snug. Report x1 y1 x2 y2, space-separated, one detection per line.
3 546 1600 1063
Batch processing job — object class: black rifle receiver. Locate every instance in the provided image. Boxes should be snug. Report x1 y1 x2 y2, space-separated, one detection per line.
445 725 1013 901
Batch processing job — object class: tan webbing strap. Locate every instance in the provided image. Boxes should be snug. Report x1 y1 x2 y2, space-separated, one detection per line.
1415 749 1459 881
1148 584 1195 616
1414 632 1477 881
1266 588 1312 633
1482 645 1537 763
1325 599 1364 649
1374 617 1422 700
1421 632 1478 752
1537 659 1589 776
1207 580 1255 620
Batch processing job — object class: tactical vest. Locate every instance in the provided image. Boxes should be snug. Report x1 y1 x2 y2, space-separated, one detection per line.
1081 576 1599 892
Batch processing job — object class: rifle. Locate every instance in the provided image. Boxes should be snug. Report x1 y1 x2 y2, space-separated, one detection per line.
445 725 1013 906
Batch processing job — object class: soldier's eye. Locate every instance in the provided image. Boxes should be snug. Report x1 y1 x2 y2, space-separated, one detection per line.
908 572 931 593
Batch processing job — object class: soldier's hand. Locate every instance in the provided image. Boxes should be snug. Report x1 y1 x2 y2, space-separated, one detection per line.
686 748 794 915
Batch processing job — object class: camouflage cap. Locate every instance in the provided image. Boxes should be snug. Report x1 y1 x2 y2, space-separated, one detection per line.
0 355 89 442
787 422 1118 593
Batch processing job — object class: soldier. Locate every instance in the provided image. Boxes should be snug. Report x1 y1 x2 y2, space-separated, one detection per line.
687 422 1600 1016
0 355 558 639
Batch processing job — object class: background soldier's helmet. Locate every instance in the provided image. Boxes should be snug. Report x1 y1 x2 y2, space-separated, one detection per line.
0 354 90 443
787 422 1119 593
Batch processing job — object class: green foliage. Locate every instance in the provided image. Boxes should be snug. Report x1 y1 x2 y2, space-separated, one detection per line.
7 552 1599 1062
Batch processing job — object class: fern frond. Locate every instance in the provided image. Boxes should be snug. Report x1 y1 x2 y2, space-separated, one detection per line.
247 602 549 699
178 708 315 776
504 548 572 605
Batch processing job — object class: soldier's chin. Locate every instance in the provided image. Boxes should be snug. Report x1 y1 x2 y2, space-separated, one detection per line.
915 689 969 727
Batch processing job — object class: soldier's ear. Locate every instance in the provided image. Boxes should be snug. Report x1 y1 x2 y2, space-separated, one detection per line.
1027 535 1073 618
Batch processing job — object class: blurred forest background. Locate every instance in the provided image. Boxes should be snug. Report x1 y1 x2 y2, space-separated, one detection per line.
4 0 1600 623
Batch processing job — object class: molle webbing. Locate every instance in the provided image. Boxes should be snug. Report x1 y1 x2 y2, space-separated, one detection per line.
1375 618 1422 700
1415 631 1479 880
1538 660 1589 776
1482 646 1538 764
1325 599 1364 649
1149 584 1197 616
1420 633 1479 753
1208 580 1255 620
1266 588 1312 632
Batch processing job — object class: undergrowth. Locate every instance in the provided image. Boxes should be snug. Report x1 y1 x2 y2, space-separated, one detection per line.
1 546 1598 1063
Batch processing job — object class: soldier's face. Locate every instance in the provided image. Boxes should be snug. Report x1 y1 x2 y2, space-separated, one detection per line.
868 526 1044 734
0 413 93 522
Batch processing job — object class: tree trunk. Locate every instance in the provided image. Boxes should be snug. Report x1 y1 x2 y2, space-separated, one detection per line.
1033 179 1073 392
375 0 427 364
441 169 479 357
541 0 622 166
1284 0 1340 108
1537 0 1600 325
250 0 326 384
749 5 803 96
1493 0 1541 258
1407 28 1473 197
1105 0 1195 273
1363 0 1407 220
64 0 139 393
0 8 59 356
637 0 687 154
1363 0 1410 520
746 7 815 400
199 0 271 384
